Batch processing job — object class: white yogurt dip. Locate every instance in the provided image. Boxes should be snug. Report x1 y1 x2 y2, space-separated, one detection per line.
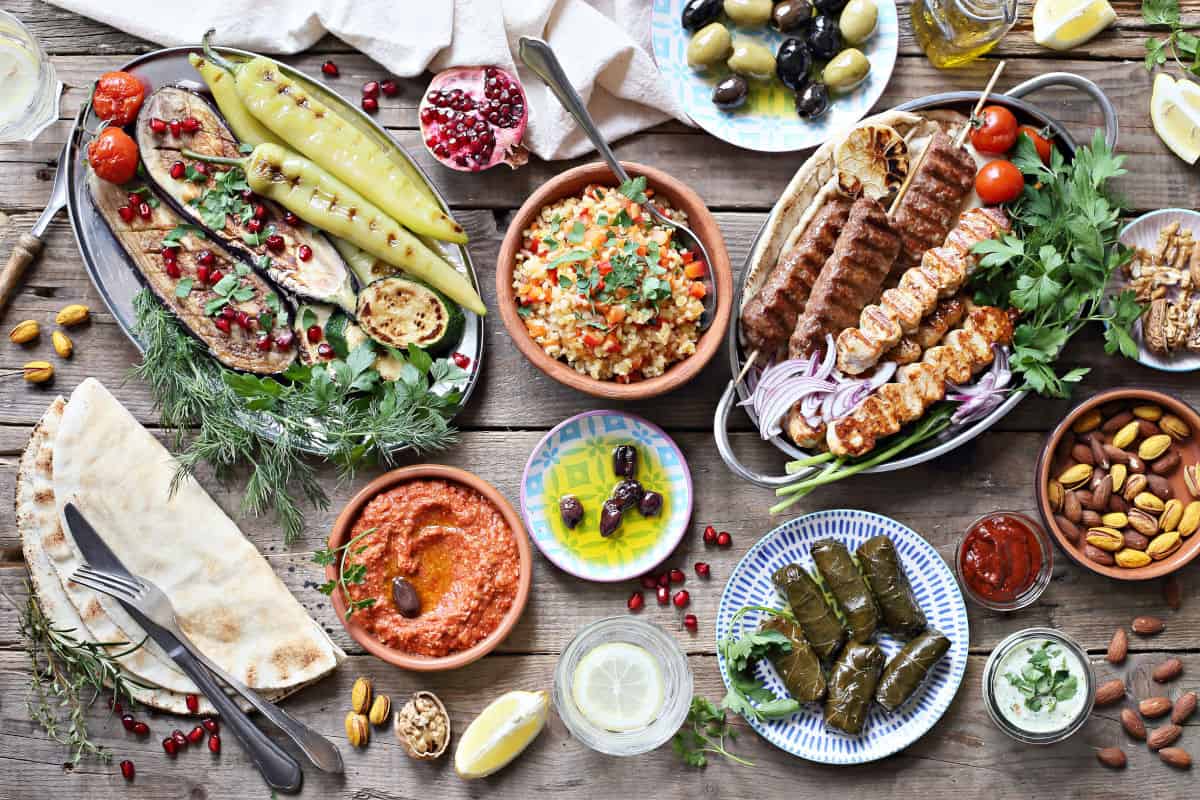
992 637 1088 734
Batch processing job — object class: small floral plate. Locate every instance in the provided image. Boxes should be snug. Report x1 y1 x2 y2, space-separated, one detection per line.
650 0 899 153
521 410 693 582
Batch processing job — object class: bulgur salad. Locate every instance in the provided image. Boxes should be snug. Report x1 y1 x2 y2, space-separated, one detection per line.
513 177 709 382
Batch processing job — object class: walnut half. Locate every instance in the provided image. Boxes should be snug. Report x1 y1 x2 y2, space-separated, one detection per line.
1144 298 1170 355
394 691 450 760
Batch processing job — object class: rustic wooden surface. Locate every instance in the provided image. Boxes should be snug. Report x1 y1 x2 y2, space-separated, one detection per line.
1 1 1198 797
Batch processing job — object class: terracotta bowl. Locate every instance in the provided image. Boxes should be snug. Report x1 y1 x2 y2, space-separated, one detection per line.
496 161 733 400
327 465 532 671
1035 388 1200 581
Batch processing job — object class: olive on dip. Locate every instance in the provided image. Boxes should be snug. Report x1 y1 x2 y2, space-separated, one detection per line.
391 577 420 618
559 495 584 529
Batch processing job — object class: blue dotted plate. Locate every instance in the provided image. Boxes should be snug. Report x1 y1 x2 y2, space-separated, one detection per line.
651 0 899 152
715 509 968 763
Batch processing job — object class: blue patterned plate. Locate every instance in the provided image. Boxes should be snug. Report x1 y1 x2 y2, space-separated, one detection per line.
521 410 693 582
716 509 968 763
650 0 899 152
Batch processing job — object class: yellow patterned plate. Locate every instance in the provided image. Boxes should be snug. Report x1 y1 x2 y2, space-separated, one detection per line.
521 410 693 582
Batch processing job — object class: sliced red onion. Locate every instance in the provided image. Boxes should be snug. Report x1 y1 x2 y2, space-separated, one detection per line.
948 345 1012 425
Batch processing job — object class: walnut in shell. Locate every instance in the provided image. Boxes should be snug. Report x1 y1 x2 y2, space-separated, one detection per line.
394 690 450 760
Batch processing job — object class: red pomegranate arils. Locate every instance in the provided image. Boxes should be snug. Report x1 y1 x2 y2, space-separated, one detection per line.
185 693 199 713
171 729 187 747
317 342 335 359
186 726 205 744
253 204 267 220
168 119 182 137
418 66 527 172
673 590 690 608
361 96 379 113
256 334 273 351
694 562 711 578
298 244 313 262
119 760 135 781
265 234 285 253
214 316 232 334
274 331 295 350
202 718 219 735
703 525 717 545
208 733 221 754
321 60 339 77
627 591 644 611
121 714 136 731
380 79 399 97
209 269 225 284
138 202 151 220
221 305 237 320
657 573 670 588
162 737 179 756
656 585 670 605
180 116 200 134
127 192 142 208
452 351 470 368
246 218 263 234
669 569 686 584
117 205 134 223
362 80 380 98
196 249 215 267
306 324 323 343
683 613 698 632
716 531 732 548
196 265 210 284
132 721 150 736
640 574 658 590
149 117 167 135
283 211 300 226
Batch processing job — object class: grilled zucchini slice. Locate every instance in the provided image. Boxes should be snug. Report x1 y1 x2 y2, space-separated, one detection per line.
356 277 463 354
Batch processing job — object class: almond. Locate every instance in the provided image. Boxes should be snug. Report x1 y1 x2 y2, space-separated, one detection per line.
1096 746 1127 769
1121 707 1147 740
1146 473 1173 499
1151 449 1182 475
1123 530 1151 551
1127 454 1146 474
1102 410 1135 433
1107 628 1128 664
1081 509 1102 528
1172 691 1197 724
1055 515 1082 544
1139 696 1173 718
1064 490 1082 523
1158 747 1192 769
1047 479 1065 512
1109 495 1130 514
1153 657 1184 683
1095 678 1127 706
1092 475 1113 511
1090 434 1110 469
1148 723 1182 751
1132 615 1165 635
1085 544 1116 566
1103 443 1130 465
1138 418 1163 439
1072 442 1095 465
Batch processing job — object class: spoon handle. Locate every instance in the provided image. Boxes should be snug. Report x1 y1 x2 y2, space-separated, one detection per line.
517 36 630 184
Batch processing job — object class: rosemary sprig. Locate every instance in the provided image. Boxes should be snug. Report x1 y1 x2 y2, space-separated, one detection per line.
313 527 379 618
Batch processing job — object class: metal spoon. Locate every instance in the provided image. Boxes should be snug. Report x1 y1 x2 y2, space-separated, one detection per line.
517 36 718 330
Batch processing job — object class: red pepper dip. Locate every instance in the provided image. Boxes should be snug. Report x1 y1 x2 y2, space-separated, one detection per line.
345 479 520 657
960 513 1044 603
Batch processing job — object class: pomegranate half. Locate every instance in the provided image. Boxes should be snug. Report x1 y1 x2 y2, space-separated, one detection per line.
419 66 529 172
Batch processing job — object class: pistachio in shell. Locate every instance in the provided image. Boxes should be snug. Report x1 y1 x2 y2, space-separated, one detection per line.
395 690 450 760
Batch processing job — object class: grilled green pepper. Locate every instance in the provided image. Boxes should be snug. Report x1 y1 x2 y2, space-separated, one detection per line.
189 52 284 148
187 143 486 316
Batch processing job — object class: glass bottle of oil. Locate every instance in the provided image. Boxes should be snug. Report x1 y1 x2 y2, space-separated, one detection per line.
911 0 1018 68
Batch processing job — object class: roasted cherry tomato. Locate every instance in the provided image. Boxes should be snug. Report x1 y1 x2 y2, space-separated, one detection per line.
975 159 1024 204
1017 124 1054 165
92 71 145 126
970 105 1019 154
87 127 139 184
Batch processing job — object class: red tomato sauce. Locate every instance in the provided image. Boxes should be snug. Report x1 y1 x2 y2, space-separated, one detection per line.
960 514 1043 602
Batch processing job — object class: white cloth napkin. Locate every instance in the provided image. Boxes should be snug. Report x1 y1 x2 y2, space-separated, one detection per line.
47 0 690 160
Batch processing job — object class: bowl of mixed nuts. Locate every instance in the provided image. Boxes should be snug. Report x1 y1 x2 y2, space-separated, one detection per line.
1036 389 1200 580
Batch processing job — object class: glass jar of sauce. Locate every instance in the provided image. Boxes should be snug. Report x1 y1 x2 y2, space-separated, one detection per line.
910 0 1018 68
956 511 1053 611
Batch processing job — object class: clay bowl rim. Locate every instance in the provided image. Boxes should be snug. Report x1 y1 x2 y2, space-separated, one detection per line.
1034 388 1200 581
326 464 533 671
496 160 733 400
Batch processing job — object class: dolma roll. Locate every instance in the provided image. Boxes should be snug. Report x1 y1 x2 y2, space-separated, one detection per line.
824 641 885 735
875 630 951 711
761 616 826 702
856 535 927 637
772 563 847 661
811 538 879 642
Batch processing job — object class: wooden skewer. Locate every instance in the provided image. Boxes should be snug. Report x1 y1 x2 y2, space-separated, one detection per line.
887 137 932 217
735 348 760 386
955 60 1007 149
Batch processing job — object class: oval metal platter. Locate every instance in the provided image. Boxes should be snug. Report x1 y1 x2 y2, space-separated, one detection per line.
65 46 484 451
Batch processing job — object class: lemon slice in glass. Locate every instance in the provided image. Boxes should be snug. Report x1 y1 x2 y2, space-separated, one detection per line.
454 690 549 779
571 641 666 732
1152 73 1200 165
1032 0 1116 51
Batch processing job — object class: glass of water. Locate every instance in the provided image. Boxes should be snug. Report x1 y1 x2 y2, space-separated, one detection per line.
0 9 61 143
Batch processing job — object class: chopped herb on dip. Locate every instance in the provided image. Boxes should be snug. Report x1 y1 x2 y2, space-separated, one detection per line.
994 639 1086 733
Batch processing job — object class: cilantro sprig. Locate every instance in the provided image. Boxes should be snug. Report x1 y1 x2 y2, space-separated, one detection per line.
313 525 379 618
717 605 803 722
1003 641 1079 712
672 697 754 768
1143 0 1200 73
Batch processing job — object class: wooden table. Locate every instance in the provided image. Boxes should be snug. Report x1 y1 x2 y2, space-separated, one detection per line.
1 1 1197 796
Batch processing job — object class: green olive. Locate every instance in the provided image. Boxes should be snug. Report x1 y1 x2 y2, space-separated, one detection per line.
839 0 878 45
726 39 777 80
822 48 870 91
687 22 733 69
723 0 774 26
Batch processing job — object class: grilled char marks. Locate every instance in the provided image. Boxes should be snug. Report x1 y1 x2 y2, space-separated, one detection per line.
789 197 901 359
890 132 975 277
741 196 852 356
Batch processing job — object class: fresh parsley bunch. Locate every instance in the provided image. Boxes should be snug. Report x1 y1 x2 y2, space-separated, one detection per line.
1144 0 1200 73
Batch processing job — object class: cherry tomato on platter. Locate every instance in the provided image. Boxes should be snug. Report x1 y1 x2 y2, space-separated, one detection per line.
87 126 140 184
1017 124 1054 165
975 159 1025 204
92 71 145 126
970 105 1019 154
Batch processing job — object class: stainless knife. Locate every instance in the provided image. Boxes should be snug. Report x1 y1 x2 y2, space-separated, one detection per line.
64 503 304 794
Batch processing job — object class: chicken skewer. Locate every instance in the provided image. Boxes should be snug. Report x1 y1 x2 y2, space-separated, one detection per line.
881 294 969 365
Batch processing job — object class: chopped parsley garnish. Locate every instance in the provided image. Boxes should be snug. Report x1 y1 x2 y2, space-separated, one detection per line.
1004 641 1079 712
162 224 207 248
545 248 593 270
184 163 209 184
614 209 633 228
189 167 254 232
566 221 586 244
174 277 194 298
618 175 648 204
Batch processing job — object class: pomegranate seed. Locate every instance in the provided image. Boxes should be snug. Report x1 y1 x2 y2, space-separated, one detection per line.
673 590 690 608
452 351 470 368
703 525 717 545
317 342 335 359
117 205 134 223
187 726 205 744
161 246 178 261
180 116 200 134
127 192 142 208
191 161 207 177
222 305 237 319
149 117 167 134
202 718 219 735
657 573 670 588
361 96 378 113
171 729 187 747
241 189 255 202
380 79 399 97
162 737 179 756
253 204 267 220
133 721 150 736
627 591 644 611
185 694 199 713
640 574 658 590
119 760 135 781
656 585 670 605
274 331 295 350
306 324 323 343
716 531 732 548
196 249 215 267
214 316 232 334
209 269 224 285
121 714 136 731
265 234 285 253
138 202 151 220
256 335 272 351
669 569 686 584
695 562 711 578
362 80 380 98
166 260 182 278
684 613 698 632
208 733 221 754
245 218 263 234
235 310 251 329
168 119 182 137
321 60 339 77
196 265 210 284
297 244 312 261
283 211 300 226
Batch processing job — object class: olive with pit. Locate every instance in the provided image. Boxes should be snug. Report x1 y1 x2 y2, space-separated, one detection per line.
776 37 813 92
839 0 878 44
612 479 646 511
599 499 625 537
724 0 774 26
391 577 420 619
612 444 638 478
681 0 723 31
807 15 842 60
687 23 733 69
772 0 814 32
796 81 830 119
712 75 750 110
822 48 870 92
727 39 777 80
559 495 584 529
639 491 664 517
814 0 848 14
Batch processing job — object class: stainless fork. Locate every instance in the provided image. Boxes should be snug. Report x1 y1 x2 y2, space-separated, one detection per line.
71 565 343 774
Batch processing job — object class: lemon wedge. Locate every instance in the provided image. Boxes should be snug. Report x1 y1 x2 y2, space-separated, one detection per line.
454 690 549 779
1152 72 1200 165
1032 0 1116 51
571 641 665 732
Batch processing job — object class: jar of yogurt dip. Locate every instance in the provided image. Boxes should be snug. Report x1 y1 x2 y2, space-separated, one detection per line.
982 628 1095 744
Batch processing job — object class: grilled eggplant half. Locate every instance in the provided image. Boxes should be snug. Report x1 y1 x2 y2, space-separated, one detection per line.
88 169 296 375
136 85 357 312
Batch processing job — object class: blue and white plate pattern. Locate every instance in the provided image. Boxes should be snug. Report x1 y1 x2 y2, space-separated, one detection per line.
716 509 968 764
650 0 899 152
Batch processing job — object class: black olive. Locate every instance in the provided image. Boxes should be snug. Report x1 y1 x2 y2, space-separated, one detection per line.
807 15 842 60
559 495 584 529
813 0 848 14
391 577 420 618
612 444 638 478
796 81 830 119
775 38 812 93
611 478 645 511
639 491 664 517
681 0 722 31
599 499 624 537
772 0 814 32
712 75 749 110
